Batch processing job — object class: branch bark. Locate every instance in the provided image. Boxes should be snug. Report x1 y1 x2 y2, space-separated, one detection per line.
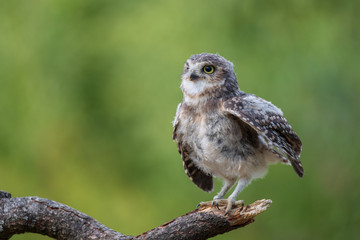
0 191 271 240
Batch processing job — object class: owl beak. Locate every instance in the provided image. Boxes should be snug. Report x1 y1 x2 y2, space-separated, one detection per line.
189 73 200 81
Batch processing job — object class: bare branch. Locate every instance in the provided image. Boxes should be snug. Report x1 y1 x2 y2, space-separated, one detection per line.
0 191 131 240
0 191 271 240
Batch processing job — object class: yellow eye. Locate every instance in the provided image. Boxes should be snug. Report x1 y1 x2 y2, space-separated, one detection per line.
203 65 215 74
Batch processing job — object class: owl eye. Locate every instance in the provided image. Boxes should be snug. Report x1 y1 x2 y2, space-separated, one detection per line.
203 65 215 74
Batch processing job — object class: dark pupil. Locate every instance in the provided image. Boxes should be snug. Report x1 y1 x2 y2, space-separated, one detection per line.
205 66 212 72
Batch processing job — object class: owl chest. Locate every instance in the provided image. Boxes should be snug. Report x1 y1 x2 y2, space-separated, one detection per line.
179 111 247 163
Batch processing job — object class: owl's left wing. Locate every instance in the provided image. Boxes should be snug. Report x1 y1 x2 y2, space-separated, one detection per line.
223 94 304 177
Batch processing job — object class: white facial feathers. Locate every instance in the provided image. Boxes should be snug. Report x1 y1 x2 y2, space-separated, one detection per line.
181 60 225 99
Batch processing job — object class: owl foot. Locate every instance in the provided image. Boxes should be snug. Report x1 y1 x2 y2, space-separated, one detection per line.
196 199 244 215
224 199 244 216
196 198 225 209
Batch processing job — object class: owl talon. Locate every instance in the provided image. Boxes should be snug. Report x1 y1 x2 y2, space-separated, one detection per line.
196 200 224 210
211 200 220 210
224 200 234 216
197 199 244 215
224 209 231 216
196 201 212 208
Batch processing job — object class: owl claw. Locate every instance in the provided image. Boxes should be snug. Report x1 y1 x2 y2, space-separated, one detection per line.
224 208 231 216
196 201 212 208
197 199 244 215
212 199 237 215
211 200 220 210
196 199 223 209
222 199 244 215
224 200 233 216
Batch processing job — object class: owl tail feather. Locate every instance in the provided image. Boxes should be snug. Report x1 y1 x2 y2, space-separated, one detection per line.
290 160 304 178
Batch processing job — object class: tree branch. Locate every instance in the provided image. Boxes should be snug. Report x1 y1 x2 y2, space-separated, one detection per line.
0 191 271 240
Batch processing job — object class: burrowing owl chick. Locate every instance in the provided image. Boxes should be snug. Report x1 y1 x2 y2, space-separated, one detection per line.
173 53 303 214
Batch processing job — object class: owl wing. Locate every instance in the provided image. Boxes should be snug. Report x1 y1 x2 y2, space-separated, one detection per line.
173 103 213 192
223 94 304 177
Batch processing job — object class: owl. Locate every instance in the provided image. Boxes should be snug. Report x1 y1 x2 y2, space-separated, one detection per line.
173 53 303 214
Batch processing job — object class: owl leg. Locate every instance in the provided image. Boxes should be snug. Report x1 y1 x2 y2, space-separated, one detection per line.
211 178 237 209
196 178 237 209
224 177 251 215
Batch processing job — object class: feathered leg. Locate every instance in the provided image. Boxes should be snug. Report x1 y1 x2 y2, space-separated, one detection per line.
211 178 236 208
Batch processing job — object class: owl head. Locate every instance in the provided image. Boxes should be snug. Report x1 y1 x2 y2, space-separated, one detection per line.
181 53 239 101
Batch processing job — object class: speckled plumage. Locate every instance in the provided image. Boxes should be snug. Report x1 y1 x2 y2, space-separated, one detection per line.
173 53 303 213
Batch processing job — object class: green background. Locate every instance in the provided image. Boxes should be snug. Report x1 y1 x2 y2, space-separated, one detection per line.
0 0 359 239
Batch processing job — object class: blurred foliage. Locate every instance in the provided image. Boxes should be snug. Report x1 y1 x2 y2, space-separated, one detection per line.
0 0 359 239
